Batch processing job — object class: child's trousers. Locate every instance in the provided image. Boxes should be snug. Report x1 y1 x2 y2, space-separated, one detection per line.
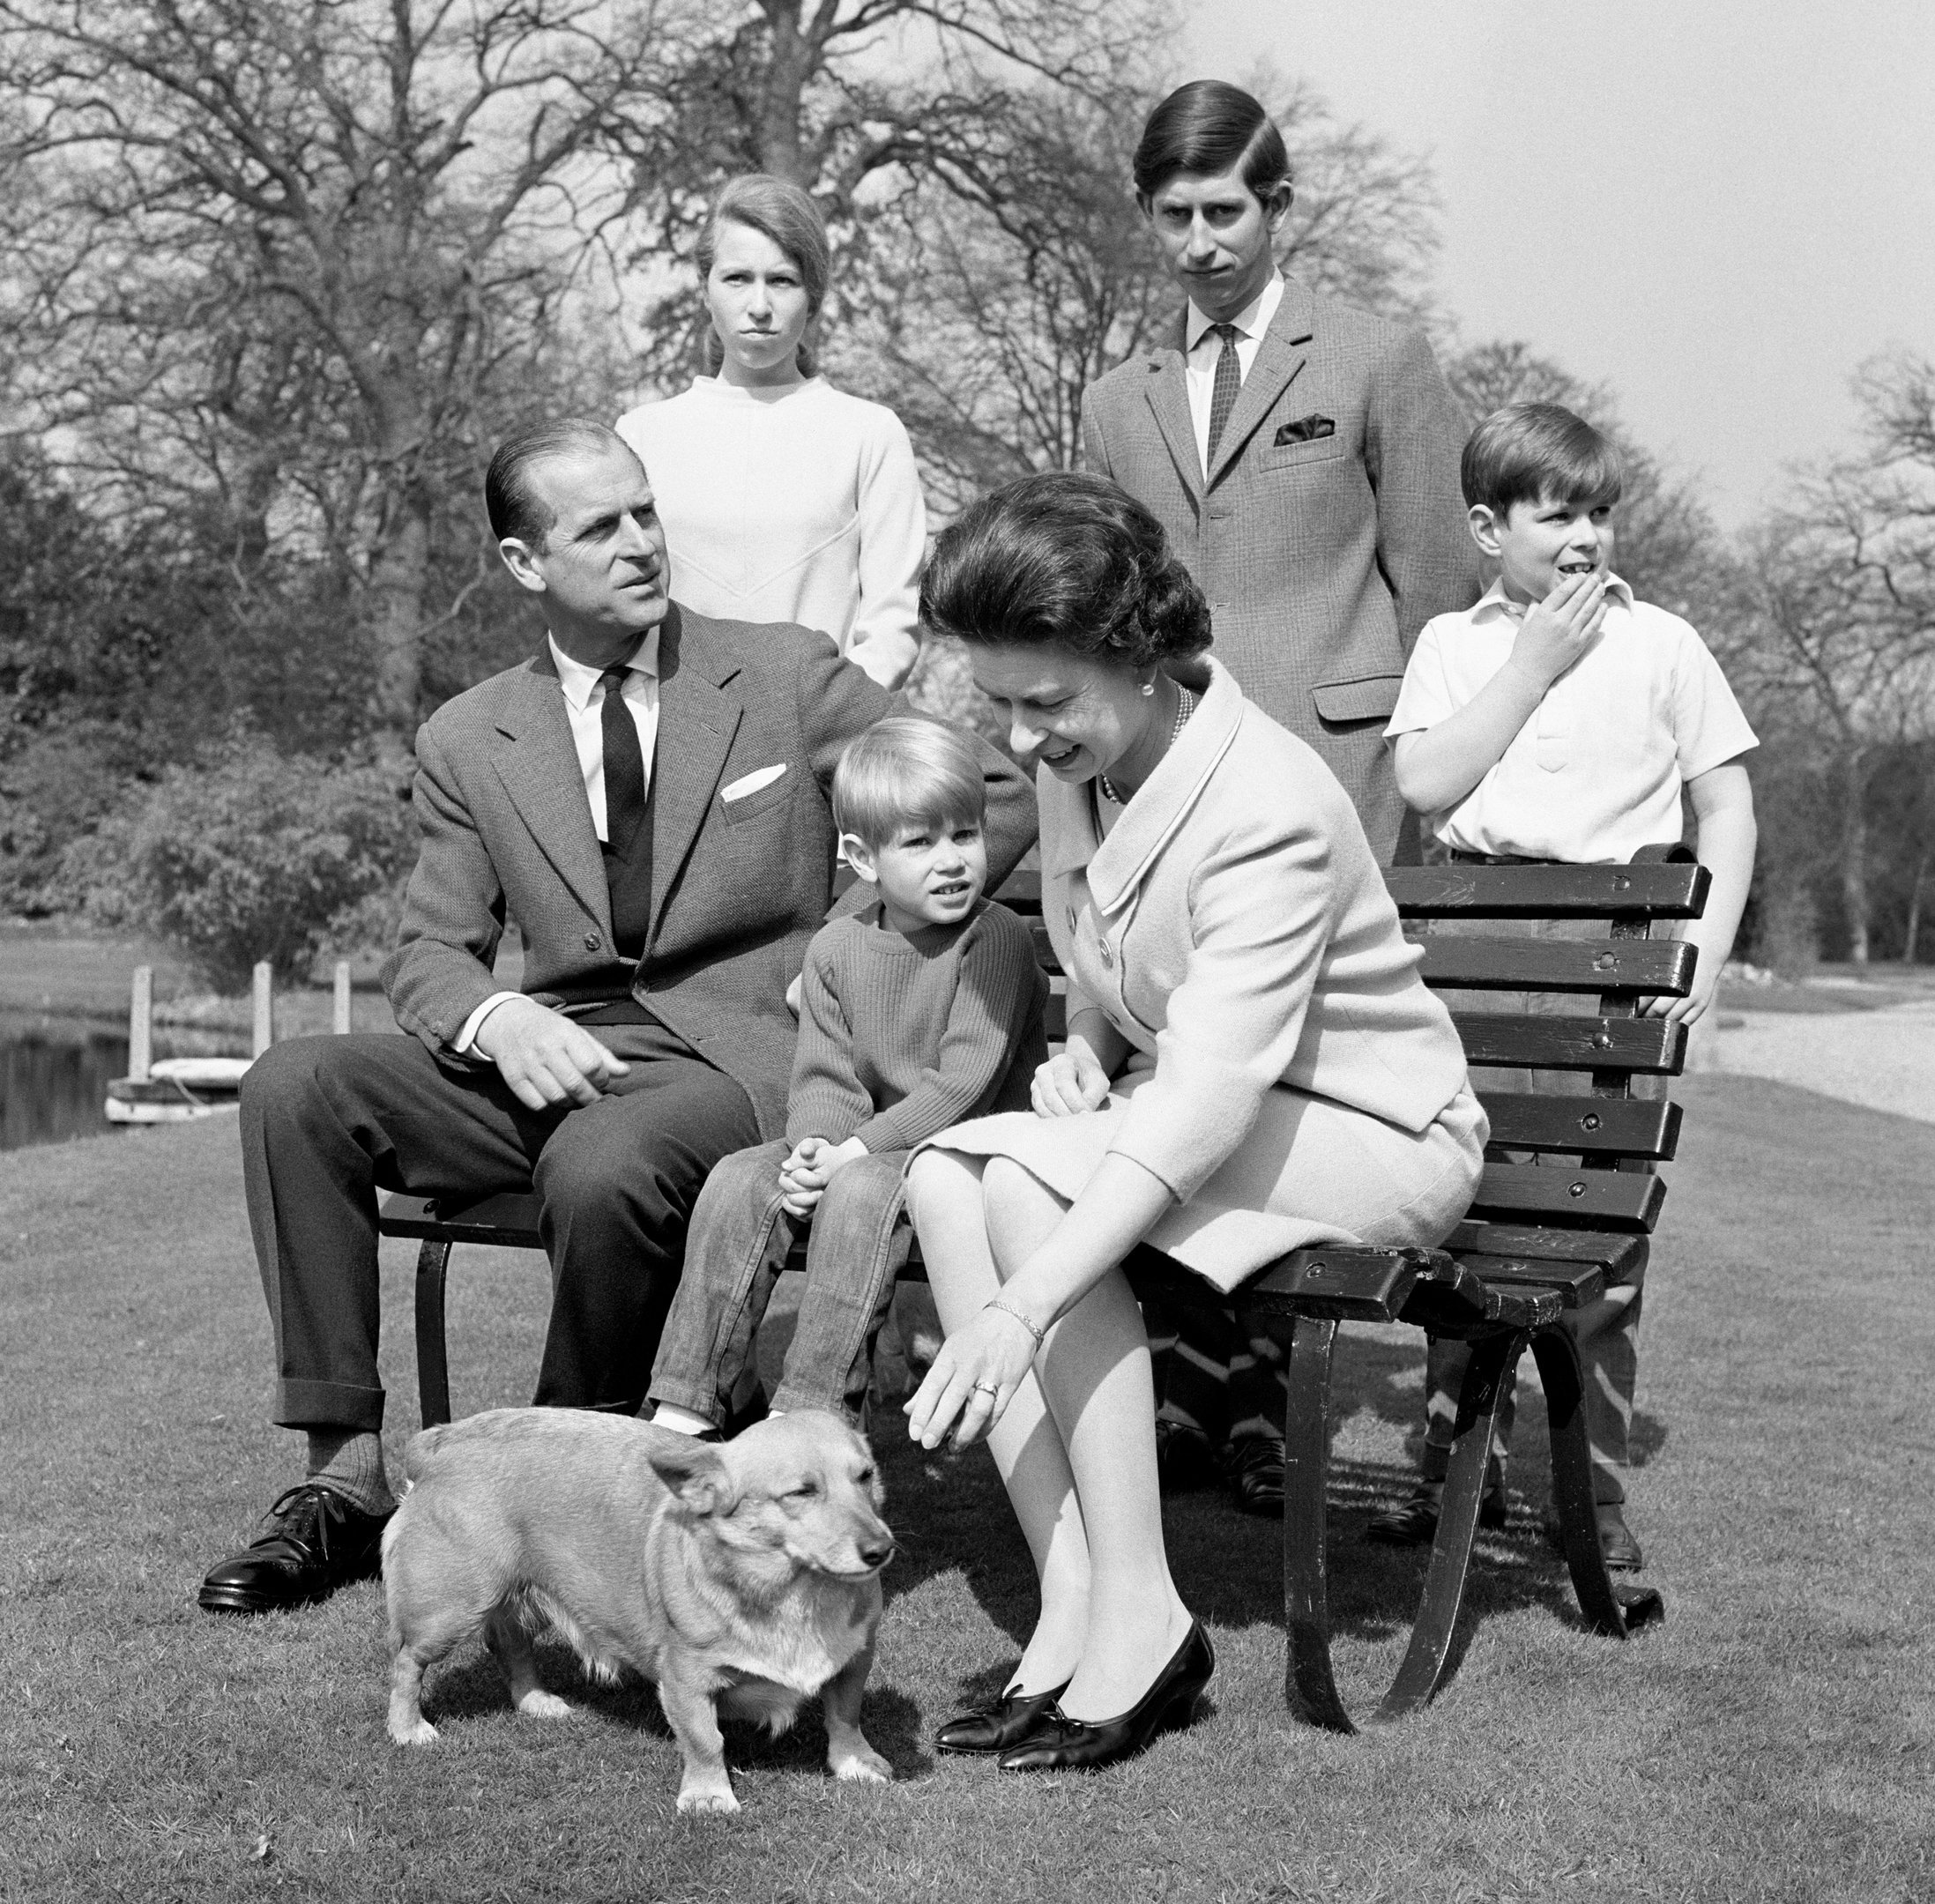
648 1139 912 1426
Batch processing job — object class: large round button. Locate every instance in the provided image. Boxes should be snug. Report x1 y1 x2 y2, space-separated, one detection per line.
584 932 601 951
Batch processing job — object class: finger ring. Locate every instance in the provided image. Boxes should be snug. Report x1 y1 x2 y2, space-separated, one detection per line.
971 1380 999 1396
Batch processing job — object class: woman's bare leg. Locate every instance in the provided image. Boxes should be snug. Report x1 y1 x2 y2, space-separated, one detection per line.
904 1150 1090 1693
979 1157 1192 1722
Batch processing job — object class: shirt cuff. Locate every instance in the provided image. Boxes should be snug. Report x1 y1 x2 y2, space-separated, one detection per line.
454 991 521 1056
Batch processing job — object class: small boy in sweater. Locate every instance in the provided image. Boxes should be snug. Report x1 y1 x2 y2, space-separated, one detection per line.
1372 400 1759 1570
647 716 1047 1433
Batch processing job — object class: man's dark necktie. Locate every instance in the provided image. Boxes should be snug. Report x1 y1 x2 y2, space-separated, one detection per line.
599 666 647 855
1205 321 1242 463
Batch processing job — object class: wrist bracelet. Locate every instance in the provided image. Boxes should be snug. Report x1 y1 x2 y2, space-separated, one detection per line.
985 1298 1046 1353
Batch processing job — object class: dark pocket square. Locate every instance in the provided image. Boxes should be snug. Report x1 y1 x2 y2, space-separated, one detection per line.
1274 414 1336 446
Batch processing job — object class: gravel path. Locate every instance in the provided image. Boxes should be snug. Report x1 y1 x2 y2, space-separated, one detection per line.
1701 998 1935 1125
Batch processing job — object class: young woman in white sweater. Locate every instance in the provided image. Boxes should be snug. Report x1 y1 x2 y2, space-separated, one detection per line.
616 175 927 689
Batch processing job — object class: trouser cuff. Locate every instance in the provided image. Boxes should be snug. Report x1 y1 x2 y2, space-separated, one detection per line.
646 1380 723 1425
274 1379 385 1433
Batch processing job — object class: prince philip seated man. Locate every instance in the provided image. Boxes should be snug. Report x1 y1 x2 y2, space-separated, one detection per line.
199 418 1035 1616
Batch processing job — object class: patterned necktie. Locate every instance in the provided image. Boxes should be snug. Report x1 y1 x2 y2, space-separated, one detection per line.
599 666 646 855
1205 321 1243 464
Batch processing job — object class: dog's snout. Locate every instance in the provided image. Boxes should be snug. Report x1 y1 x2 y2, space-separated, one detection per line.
857 1533 894 1571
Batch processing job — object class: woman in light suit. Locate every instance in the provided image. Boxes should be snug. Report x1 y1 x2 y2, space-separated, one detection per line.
904 472 1485 1772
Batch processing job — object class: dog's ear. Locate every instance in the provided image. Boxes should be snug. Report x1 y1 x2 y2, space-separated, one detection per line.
647 1436 733 1516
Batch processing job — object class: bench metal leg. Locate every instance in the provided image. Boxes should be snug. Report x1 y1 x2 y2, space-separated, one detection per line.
413 1238 454 1431
1282 1316 1524 1733
1376 1327 1522 1722
1529 1326 1663 1635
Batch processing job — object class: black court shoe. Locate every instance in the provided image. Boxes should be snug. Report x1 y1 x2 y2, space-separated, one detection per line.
995 1623 1214 1774
198 1484 391 1616
934 1680 1074 1756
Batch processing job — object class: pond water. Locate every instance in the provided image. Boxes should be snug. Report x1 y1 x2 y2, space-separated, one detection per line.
0 1013 244 1152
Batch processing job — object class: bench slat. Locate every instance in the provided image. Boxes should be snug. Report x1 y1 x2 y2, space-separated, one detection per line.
1467 1163 1666 1232
1451 1012 1686 1074
1449 1255 1609 1308
1477 1093 1681 1161
1446 1220 1646 1280
380 1191 544 1248
1388 863 1710 921
1412 935 1695 997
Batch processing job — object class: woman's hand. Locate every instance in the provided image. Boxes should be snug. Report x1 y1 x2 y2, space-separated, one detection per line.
904 1304 1042 1451
1031 1045 1110 1119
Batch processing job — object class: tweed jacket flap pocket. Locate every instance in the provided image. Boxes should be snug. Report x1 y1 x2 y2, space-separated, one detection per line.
1260 428 1348 472
1311 675 1403 724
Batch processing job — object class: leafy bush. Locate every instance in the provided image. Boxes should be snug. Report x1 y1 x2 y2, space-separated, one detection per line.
66 734 416 991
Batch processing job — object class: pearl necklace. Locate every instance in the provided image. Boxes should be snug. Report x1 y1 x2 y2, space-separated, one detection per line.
1099 683 1196 808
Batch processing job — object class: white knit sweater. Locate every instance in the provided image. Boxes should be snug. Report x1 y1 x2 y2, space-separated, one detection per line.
615 376 927 688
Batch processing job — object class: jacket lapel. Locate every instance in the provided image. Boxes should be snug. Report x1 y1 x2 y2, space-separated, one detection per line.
1084 658 1244 917
1204 279 1316 491
487 648 612 933
648 604 742 941
1141 310 1202 504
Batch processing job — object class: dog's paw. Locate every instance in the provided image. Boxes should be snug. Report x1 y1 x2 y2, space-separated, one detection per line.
388 1714 440 1748
675 1780 741 1816
830 1742 892 1784
516 1689 575 1722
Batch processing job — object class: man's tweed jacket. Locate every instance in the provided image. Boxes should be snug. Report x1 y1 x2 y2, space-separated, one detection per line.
1081 276 1479 859
381 605 1037 1140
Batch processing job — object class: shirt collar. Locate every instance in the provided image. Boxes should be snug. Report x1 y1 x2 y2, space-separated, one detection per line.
547 628 661 713
1469 572 1635 622
1185 268 1284 353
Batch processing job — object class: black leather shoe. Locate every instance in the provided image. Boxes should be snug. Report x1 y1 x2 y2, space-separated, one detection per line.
1595 1505 1644 1573
1366 1476 1509 1546
197 1484 392 1616
1154 1420 1218 1494
934 1679 1073 1756
1223 1433 1285 1516
1542 1503 1645 1572
996 1622 1214 1773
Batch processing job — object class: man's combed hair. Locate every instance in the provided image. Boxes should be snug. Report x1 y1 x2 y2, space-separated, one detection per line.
486 419 638 549
919 471 1211 670
1462 401 1624 517
833 717 986 852
1132 80 1291 205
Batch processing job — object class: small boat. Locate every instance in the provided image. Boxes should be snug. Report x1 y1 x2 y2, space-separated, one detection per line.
105 1055 254 1124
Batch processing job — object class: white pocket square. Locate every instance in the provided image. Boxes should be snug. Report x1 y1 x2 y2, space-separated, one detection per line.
720 763 787 803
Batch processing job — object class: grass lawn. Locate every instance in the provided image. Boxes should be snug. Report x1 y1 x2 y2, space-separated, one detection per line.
3 1077 1932 1902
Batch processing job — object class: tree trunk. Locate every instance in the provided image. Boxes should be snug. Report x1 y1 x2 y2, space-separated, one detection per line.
1906 852 1930 964
1840 746 1872 964
755 0 815 185
367 487 433 765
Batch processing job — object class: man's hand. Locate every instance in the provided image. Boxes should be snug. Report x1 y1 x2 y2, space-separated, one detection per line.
472 996 629 1111
778 1134 867 1218
1507 568 1609 692
1031 1045 1111 1119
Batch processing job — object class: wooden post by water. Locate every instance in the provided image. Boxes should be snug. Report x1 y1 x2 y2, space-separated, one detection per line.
251 962 274 1058
333 961 353 1035
128 966 153 1082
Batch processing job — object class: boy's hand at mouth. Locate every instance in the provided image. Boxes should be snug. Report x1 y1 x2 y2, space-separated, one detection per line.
1507 568 1608 693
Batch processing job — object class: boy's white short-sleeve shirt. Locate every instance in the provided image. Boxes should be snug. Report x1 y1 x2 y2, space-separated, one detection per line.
1385 576 1757 864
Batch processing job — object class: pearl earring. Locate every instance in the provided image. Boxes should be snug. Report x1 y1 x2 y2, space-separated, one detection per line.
1139 680 1156 696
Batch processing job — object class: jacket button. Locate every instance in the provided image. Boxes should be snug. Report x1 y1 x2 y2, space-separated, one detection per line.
584 932 600 951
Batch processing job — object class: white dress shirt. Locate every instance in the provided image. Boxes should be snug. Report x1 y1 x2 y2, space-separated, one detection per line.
456 629 662 1053
1184 269 1284 475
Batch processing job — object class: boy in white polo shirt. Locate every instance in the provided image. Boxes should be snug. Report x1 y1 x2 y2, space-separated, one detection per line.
1372 400 1758 1571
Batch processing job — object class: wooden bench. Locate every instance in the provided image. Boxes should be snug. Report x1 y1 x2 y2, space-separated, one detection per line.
380 848 1705 1731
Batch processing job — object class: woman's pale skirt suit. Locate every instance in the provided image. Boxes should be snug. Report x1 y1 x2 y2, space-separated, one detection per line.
929 658 1486 1293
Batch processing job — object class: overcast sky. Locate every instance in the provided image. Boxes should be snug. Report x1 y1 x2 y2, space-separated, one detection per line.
1180 0 1935 527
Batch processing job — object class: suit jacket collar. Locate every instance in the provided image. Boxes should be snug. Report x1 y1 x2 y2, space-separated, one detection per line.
1042 655 1244 915
645 602 744 941
1142 321 1201 504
